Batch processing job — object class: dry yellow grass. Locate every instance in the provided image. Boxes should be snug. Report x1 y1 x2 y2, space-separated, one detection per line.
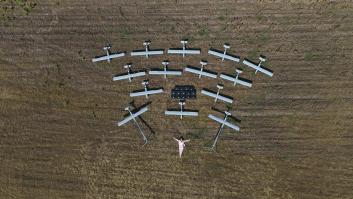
1 0 353 198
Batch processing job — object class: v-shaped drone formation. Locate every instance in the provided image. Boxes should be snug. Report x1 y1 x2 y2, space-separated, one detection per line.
93 40 274 151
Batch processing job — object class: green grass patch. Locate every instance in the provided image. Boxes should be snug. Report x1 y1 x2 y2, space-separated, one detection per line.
219 24 227 32
196 25 209 38
256 14 263 21
257 33 271 44
248 49 260 60
202 161 225 177
169 25 175 33
218 16 226 21
0 0 37 21
186 130 204 140
304 52 315 61
119 27 132 40
182 34 194 41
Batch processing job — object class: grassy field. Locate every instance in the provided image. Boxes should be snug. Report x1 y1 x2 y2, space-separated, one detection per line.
1 0 353 198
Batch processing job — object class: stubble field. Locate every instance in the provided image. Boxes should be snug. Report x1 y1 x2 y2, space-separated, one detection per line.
1 0 353 198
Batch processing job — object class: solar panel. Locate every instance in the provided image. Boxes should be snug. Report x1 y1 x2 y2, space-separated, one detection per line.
171 85 196 99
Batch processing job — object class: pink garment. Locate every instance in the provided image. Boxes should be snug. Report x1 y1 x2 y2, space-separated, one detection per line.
173 137 190 158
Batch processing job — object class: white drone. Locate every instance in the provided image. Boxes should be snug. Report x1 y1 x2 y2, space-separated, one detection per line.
208 43 240 63
92 45 125 63
165 100 198 119
117 105 149 145
201 84 233 104
220 68 252 88
242 55 273 77
130 80 164 98
112 64 146 82
148 60 182 79
208 110 240 150
130 40 164 58
185 60 217 79
168 40 201 58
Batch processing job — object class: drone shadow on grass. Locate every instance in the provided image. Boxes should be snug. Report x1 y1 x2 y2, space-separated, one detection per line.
186 65 218 77
113 69 147 79
149 67 183 73
131 48 165 53
211 106 241 123
93 43 126 58
220 73 253 85
209 47 241 60
129 100 156 136
202 88 234 102
168 47 201 51
94 50 126 59
131 86 164 93
243 57 273 73
166 108 199 113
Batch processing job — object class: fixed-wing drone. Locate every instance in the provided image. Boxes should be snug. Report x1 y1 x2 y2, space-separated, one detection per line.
185 60 218 79
130 80 164 98
130 41 164 58
165 100 198 119
92 45 125 63
242 55 273 77
148 60 182 79
112 64 146 82
220 68 252 88
208 43 240 63
208 110 240 150
201 84 233 104
117 105 149 145
168 40 201 58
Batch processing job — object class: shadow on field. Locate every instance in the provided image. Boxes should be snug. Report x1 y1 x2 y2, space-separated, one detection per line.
211 106 241 123
243 56 273 73
130 100 156 136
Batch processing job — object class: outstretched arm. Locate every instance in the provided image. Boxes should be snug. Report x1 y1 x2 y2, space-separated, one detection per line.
173 137 179 142
184 140 190 143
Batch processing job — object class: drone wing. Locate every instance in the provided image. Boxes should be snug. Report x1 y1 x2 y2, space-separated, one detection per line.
201 89 233 103
130 89 164 97
185 67 217 79
117 106 149 126
208 114 240 131
168 49 200 55
220 74 252 88
112 72 146 81
131 50 164 56
242 59 273 77
165 111 198 116
149 70 182 76
92 55 110 63
236 78 252 87
208 50 240 62
92 53 125 63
